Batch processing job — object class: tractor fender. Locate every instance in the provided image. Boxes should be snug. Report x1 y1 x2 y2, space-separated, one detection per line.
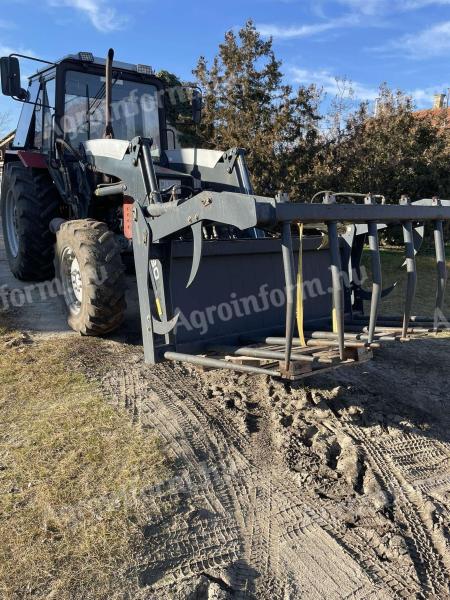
17 150 48 169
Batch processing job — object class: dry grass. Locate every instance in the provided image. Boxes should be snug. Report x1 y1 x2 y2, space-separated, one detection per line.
0 331 170 600
361 246 450 316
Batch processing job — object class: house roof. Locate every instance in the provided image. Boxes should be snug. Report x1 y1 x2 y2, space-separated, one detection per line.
414 107 450 121
0 131 15 148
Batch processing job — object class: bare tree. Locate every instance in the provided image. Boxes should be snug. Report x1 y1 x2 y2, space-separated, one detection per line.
0 111 12 138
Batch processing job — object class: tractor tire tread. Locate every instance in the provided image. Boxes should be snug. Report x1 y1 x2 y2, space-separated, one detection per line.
1 163 61 281
55 219 126 336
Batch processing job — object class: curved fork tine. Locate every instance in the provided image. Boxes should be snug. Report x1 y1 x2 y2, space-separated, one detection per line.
328 221 345 360
433 220 447 330
402 221 418 338
281 221 296 373
367 222 382 344
186 221 203 288
357 281 397 301
153 313 180 335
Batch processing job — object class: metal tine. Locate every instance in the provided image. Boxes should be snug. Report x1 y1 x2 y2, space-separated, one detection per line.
432 198 448 331
401 213 418 339
281 207 296 373
327 217 345 359
365 195 382 344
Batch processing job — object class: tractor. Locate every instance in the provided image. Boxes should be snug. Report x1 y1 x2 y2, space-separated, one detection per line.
1 49 449 380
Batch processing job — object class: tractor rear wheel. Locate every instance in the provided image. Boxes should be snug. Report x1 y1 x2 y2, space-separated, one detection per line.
54 219 126 335
1 163 61 281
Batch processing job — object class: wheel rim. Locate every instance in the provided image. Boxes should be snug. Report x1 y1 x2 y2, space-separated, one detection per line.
5 189 20 258
60 247 83 315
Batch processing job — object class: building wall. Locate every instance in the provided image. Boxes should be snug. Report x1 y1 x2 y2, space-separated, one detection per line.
0 132 15 183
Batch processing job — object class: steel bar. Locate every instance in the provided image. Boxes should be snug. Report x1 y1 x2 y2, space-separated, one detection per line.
305 339 378 349
367 222 382 344
369 321 433 330
271 202 450 225
104 48 114 138
328 221 345 359
351 314 435 323
240 336 321 353
164 351 280 376
209 345 334 365
346 317 435 328
343 324 399 334
281 221 296 372
433 220 448 331
361 325 431 334
94 182 126 197
402 222 418 338
305 330 399 342
142 142 163 203
246 333 396 345
352 315 434 323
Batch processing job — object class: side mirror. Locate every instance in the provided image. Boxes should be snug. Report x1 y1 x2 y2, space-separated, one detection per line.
192 89 202 125
0 56 27 100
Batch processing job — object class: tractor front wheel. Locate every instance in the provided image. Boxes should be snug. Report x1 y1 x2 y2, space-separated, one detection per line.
55 219 126 335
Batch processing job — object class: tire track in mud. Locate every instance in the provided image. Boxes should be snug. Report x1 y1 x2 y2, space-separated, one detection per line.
296 340 450 599
109 365 257 595
341 423 450 598
147 367 413 598
98 357 416 599
378 435 450 497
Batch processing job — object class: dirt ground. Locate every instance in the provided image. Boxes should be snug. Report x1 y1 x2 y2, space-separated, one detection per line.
1 226 450 599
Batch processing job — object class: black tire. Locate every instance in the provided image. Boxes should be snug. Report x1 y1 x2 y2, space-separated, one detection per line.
0 163 61 281
54 219 127 336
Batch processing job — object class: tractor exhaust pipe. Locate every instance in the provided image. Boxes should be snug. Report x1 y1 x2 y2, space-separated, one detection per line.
104 48 114 139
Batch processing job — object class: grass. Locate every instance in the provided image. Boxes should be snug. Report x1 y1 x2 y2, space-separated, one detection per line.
0 330 170 600
361 245 450 317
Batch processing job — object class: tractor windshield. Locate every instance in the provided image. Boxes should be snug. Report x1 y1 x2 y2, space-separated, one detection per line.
63 70 162 157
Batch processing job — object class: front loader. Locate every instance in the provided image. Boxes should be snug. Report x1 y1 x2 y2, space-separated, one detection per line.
1 49 449 380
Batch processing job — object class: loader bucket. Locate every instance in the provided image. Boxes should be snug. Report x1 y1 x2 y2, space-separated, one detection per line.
132 190 450 380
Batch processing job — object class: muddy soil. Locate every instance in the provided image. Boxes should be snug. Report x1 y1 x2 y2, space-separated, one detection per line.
69 334 450 600
1 227 450 599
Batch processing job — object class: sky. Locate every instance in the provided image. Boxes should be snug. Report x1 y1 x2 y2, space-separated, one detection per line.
1 0 450 128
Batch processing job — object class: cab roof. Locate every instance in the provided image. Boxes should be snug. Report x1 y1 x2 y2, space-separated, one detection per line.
29 53 154 80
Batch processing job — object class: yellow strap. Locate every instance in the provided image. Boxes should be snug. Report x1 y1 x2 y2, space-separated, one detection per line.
332 308 338 334
155 297 163 318
296 223 307 347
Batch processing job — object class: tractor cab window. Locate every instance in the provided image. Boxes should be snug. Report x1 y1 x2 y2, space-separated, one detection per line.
13 79 41 148
33 88 44 149
63 70 162 158
33 78 55 152
43 78 56 151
